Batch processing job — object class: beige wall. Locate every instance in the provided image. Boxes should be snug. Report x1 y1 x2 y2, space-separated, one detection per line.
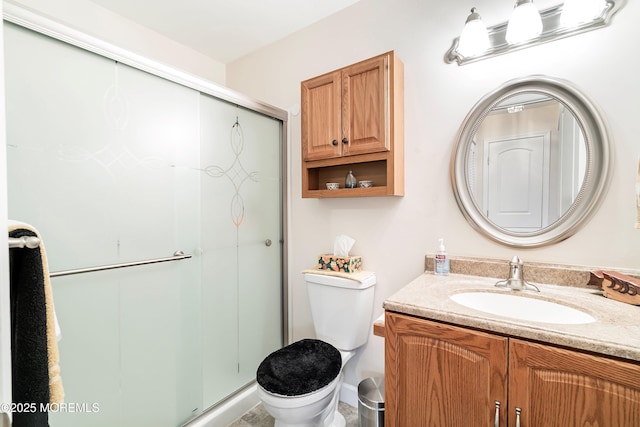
226 0 640 387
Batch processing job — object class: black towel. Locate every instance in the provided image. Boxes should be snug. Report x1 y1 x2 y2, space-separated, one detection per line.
9 228 50 427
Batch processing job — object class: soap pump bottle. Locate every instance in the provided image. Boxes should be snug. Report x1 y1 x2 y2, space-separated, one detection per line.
435 238 450 276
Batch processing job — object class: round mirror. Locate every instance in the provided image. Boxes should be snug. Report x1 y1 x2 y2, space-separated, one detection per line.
451 75 612 247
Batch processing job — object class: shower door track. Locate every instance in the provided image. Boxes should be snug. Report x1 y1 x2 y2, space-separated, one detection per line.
49 251 192 278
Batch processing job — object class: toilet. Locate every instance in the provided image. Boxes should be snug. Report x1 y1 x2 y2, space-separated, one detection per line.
256 272 376 427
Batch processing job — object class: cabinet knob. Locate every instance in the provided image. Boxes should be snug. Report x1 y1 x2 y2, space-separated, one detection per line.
515 408 522 427
332 139 338 146
342 137 349 144
494 401 500 427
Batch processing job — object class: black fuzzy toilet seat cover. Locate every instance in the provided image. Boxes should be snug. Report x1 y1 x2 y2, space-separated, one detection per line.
257 339 342 396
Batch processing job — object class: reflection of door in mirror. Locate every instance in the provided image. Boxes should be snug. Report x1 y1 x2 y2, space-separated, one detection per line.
485 134 550 231
469 96 586 232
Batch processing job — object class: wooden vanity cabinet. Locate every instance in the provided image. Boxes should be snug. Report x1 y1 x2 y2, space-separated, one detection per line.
385 311 640 427
509 338 640 427
301 51 404 198
385 312 508 426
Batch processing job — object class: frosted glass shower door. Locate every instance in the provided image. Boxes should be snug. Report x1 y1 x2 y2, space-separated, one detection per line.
199 95 283 408
4 19 284 427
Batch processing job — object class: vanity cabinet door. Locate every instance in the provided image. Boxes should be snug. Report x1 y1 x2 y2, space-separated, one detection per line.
385 312 508 427
509 339 640 427
341 54 390 157
301 70 343 161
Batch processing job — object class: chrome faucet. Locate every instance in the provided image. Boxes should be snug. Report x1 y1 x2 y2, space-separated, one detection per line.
495 256 540 292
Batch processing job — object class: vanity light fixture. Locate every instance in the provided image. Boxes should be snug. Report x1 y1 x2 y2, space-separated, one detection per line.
505 0 543 44
445 0 624 65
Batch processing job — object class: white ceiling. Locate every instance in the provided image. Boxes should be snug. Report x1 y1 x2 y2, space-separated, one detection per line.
88 0 361 64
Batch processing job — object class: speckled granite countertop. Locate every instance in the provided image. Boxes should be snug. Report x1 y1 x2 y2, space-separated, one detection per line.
383 272 640 362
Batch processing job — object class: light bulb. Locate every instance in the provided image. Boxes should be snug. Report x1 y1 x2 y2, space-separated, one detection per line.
506 0 543 44
561 0 607 27
458 8 491 57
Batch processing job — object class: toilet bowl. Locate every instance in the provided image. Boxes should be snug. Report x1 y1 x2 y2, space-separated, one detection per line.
257 341 355 427
256 272 376 427
257 377 342 427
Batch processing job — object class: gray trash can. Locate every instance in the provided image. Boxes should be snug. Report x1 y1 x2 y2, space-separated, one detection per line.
358 376 384 427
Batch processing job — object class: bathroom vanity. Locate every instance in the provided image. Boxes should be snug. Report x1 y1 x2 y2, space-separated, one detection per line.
380 269 640 427
375 72 638 426
372 66 640 427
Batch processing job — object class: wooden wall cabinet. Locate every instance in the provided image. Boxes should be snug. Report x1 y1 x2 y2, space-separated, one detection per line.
385 312 640 427
301 51 404 198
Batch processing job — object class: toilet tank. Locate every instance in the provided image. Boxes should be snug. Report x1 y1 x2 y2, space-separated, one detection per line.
304 273 376 351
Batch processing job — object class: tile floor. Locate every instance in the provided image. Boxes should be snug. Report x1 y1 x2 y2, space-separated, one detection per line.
227 402 359 427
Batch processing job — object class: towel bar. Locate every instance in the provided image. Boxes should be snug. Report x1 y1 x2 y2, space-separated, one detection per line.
49 251 192 278
8 236 41 249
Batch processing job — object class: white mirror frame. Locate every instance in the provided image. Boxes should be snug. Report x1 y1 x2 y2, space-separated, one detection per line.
450 75 612 248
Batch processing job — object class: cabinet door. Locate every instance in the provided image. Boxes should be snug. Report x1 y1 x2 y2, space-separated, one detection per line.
509 339 640 427
385 312 508 427
301 70 342 160
342 54 390 156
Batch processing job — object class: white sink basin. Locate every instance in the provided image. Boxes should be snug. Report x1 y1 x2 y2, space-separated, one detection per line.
450 291 596 324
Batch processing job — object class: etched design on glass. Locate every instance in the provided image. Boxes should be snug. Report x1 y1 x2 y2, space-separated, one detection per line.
203 117 259 227
104 63 130 131
56 62 165 176
57 143 166 177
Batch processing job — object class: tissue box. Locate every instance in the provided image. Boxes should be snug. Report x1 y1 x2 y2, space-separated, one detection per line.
317 255 362 273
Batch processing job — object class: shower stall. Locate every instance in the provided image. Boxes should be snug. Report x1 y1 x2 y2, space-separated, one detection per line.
4 7 286 427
